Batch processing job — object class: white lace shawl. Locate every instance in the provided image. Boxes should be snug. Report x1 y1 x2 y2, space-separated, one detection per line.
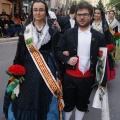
32 22 51 50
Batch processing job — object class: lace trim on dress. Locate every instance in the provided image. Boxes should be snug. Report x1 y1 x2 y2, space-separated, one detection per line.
32 22 51 50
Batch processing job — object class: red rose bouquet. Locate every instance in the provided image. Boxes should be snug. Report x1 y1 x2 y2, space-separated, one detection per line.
114 32 120 37
107 44 115 53
6 64 26 99
107 44 115 64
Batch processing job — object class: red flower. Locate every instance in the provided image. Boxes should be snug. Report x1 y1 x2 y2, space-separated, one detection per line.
107 44 115 52
114 32 120 37
99 51 103 57
8 64 26 76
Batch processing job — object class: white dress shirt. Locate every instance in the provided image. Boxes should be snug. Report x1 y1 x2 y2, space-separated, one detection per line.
77 27 91 74
69 18 75 28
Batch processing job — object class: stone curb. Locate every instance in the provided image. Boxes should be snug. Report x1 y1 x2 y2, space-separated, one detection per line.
0 37 18 43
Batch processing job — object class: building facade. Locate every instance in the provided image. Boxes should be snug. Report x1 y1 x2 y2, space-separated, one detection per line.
1 0 111 16
0 0 12 14
75 0 110 7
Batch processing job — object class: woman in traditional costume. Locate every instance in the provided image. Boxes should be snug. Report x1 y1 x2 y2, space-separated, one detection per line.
3 1 63 120
91 7 116 81
107 10 120 61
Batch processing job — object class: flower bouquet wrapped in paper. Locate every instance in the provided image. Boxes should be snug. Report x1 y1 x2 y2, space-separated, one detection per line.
6 64 26 99
92 47 107 109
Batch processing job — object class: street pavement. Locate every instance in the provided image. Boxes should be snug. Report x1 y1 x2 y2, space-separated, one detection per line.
0 40 17 120
0 37 18 43
0 39 120 120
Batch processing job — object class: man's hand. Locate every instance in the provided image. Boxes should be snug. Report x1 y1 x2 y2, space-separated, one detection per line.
98 86 105 89
63 51 69 56
67 57 78 66
53 20 61 31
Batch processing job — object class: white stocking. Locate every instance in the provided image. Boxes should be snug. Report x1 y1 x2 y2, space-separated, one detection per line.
65 111 73 120
75 108 85 120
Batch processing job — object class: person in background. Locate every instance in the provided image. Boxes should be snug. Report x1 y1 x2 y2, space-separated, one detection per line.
91 7 114 43
3 1 63 120
0 17 4 37
58 4 77 34
57 1 107 120
57 4 77 81
0 17 5 30
107 10 120 61
3 16 15 37
91 7 115 81
54 6 61 20
48 10 61 31
107 10 120 33
2 9 6 15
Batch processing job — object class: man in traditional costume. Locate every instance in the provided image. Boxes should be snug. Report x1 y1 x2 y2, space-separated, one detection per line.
57 1 107 120
58 4 77 34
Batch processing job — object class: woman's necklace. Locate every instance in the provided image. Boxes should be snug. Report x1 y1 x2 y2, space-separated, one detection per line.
33 22 45 41
93 20 101 31
36 25 45 32
33 22 45 33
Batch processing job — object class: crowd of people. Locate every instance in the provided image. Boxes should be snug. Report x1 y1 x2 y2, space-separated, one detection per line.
0 10 28 38
2 0 120 120
0 15 22 37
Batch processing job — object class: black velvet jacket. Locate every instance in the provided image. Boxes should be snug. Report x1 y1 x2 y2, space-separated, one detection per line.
56 26 107 87
13 19 61 66
58 15 77 34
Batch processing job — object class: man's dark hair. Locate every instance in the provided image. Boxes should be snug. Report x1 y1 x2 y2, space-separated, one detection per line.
69 5 76 14
76 1 93 16
94 7 105 19
109 10 115 14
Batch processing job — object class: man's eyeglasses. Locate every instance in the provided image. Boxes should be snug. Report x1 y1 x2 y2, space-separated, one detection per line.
76 13 90 18
33 9 45 13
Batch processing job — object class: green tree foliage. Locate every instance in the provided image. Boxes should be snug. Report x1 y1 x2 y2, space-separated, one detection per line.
115 13 120 21
107 0 120 21
72 0 77 4
97 0 104 8
107 0 120 9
